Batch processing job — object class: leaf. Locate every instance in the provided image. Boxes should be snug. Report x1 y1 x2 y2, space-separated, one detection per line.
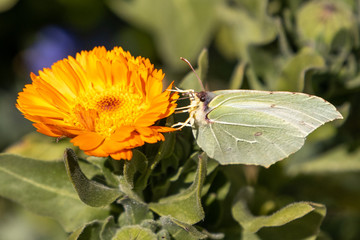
124 149 148 188
64 148 122 207
192 90 342 167
117 176 144 203
100 216 118 240
68 220 102 240
86 157 121 188
286 145 360 176
0 153 109 232
159 216 207 240
277 47 325 92
296 0 355 47
149 153 207 224
112 225 157 240
5 132 75 161
118 198 153 226
216 0 277 60
136 131 176 191
229 61 246 90
232 187 326 239
106 0 218 70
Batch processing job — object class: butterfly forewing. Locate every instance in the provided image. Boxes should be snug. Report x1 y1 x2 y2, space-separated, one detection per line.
192 90 342 167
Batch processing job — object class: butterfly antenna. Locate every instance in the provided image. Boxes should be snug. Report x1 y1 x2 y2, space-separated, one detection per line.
180 57 205 91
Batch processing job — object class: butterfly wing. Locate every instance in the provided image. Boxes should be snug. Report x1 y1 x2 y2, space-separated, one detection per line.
192 90 342 167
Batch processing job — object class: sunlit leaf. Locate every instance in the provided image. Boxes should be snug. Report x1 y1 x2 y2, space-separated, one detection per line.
112 225 157 240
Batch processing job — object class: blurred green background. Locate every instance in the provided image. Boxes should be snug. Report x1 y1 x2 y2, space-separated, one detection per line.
0 0 360 239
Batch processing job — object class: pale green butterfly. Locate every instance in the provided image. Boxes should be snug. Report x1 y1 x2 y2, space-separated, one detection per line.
174 58 343 167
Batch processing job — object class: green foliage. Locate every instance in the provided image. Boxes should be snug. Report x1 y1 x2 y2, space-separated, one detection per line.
232 187 326 239
0 153 109 232
107 0 218 70
1 0 360 239
64 149 122 207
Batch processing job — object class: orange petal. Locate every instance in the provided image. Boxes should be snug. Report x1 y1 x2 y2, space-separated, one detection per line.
111 126 136 142
84 147 108 158
71 132 105 151
141 133 164 143
110 149 133 160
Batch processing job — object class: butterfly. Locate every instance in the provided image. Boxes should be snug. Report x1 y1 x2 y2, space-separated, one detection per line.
173 58 343 167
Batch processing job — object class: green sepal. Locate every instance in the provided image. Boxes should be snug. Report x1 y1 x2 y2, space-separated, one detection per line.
64 148 122 207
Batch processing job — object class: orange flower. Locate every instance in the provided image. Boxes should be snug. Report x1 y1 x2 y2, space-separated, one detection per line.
16 46 179 160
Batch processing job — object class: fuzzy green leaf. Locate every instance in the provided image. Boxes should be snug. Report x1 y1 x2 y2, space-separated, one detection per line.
136 131 176 191
232 187 326 238
118 198 153 226
112 225 157 240
118 176 144 203
86 157 121 188
100 216 118 240
0 153 109 232
68 220 102 240
64 148 122 207
149 153 207 224
124 149 148 188
159 216 207 240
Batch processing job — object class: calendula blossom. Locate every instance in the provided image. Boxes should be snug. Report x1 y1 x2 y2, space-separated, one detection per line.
16 46 179 160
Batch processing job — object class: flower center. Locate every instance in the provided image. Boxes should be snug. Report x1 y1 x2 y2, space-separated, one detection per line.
97 96 121 111
69 87 148 137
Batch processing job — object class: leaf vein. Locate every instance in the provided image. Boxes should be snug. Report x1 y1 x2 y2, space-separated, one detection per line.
0 166 78 200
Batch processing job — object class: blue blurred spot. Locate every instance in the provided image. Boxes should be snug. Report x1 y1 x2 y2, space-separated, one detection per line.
23 26 77 73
